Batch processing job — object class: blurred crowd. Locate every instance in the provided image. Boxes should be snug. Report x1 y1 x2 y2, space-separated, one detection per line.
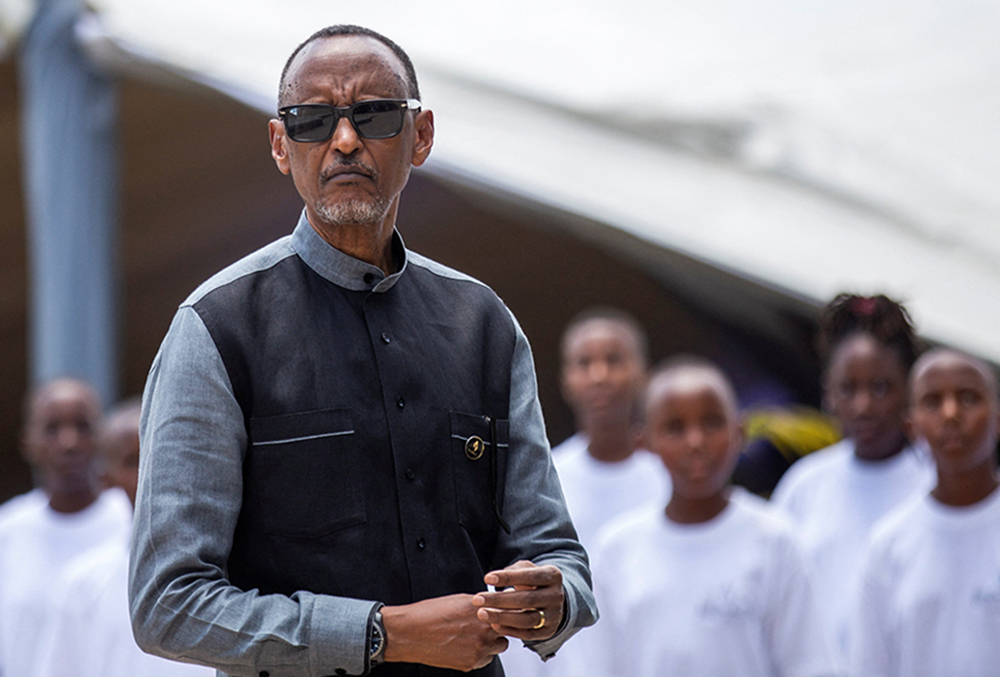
1 291 998 676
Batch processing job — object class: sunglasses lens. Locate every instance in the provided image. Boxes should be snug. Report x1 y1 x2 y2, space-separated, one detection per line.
283 106 336 142
352 101 405 139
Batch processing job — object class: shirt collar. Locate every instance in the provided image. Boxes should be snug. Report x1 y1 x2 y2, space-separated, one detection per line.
290 210 407 293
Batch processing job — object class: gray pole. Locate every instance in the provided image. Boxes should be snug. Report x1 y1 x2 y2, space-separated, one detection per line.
18 0 119 404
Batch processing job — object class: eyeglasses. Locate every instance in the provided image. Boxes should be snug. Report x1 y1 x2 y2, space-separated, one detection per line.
277 99 421 142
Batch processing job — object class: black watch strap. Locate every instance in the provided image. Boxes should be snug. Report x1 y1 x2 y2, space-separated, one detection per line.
368 605 386 670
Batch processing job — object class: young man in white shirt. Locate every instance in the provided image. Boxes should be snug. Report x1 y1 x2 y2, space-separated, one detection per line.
502 309 669 676
852 349 1000 677
0 379 131 677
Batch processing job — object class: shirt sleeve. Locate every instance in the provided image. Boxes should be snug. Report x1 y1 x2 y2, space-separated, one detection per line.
492 311 599 660
129 305 376 677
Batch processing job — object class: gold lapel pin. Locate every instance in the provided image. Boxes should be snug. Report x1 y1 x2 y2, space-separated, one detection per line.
465 435 485 460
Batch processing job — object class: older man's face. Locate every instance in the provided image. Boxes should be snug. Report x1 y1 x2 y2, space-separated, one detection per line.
269 36 433 236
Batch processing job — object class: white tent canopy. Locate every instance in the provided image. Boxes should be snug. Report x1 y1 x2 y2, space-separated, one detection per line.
21 0 1000 359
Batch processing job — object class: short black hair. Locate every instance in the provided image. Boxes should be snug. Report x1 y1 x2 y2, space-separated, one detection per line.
278 25 420 107
645 354 739 418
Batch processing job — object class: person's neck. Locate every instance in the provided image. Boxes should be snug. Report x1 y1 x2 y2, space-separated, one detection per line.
308 212 397 276
932 460 1000 508
854 433 909 462
585 420 637 463
48 487 100 514
665 489 731 524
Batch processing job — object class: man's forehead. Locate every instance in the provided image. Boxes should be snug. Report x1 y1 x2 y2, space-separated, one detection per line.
286 35 407 94
913 351 996 395
32 382 99 416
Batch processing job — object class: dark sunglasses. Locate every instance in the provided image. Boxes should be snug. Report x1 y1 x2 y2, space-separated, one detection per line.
278 99 422 142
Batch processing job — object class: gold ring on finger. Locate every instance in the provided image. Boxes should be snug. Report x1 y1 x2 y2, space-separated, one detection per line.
532 609 546 630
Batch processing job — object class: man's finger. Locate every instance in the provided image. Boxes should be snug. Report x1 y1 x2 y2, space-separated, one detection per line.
484 564 561 588
476 607 547 629
473 588 553 610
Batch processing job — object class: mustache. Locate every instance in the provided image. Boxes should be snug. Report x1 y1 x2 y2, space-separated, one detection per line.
320 159 379 182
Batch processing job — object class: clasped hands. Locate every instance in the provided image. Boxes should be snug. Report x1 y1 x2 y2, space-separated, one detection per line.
381 560 564 671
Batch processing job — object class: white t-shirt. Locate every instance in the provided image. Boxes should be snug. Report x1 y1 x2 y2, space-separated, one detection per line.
851 487 1000 677
552 442 671 550
0 488 48 528
578 490 840 677
33 539 215 677
0 489 132 677
770 440 934 656
501 439 670 677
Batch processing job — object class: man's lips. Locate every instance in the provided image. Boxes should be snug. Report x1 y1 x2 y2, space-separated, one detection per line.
321 163 375 183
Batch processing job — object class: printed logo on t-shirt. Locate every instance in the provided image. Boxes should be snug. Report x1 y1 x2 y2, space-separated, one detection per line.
972 572 1000 608
699 582 760 620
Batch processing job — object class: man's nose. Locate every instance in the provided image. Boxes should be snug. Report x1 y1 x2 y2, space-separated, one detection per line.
853 389 873 413
941 395 960 420
587 360 610 383
329 116 363 155
56 425 82 451
685 427 706 450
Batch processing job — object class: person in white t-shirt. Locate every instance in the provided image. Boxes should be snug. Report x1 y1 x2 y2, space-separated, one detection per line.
0 378 132 677
851 349 1000 677
586 357 839 677
502 309 669 677
33 399 214 677
770 294 934 660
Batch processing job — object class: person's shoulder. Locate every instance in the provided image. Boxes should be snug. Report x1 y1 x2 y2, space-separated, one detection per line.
771 439 852 500
405 250 518 326
551 432 587 457
0 488 47 532
594 503 662 552
406 250 493 290
182 235 296 308
552 440 587 473
866 492 927 560
731 488 798 536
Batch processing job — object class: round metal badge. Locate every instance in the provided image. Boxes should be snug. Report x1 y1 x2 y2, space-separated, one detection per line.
465 435 485 460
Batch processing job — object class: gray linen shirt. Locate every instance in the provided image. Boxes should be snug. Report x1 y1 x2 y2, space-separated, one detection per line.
129 213 597 677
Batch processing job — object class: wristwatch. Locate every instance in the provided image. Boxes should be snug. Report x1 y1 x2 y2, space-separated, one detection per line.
369 607 386 669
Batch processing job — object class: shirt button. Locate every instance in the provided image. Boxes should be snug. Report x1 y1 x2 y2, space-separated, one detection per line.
397 397 405 409
405 468 415 481
381 332 390 344
363 273 375 284
417 538 426 550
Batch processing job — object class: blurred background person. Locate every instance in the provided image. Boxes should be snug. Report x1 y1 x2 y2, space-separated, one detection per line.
851 349 1000 677
585 357 839 677
33 398 214 677
0 378 131 676
770 294 934 663
503 308 669 676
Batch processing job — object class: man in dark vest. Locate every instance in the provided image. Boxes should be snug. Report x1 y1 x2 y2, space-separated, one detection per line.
129 24 596 677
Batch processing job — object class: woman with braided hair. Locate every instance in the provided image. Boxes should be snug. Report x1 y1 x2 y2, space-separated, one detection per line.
771 294 936 666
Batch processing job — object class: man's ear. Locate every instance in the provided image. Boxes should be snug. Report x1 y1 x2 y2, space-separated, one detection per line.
269 119 292 175
410 109 434 167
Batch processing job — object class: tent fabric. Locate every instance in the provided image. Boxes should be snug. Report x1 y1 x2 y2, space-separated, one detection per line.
25 0 1000 361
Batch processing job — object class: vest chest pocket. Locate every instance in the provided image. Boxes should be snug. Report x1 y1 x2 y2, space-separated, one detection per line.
246 408 366 539
450 411 510 538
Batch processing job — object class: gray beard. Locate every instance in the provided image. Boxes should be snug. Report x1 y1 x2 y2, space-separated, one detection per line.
314 195 392 227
